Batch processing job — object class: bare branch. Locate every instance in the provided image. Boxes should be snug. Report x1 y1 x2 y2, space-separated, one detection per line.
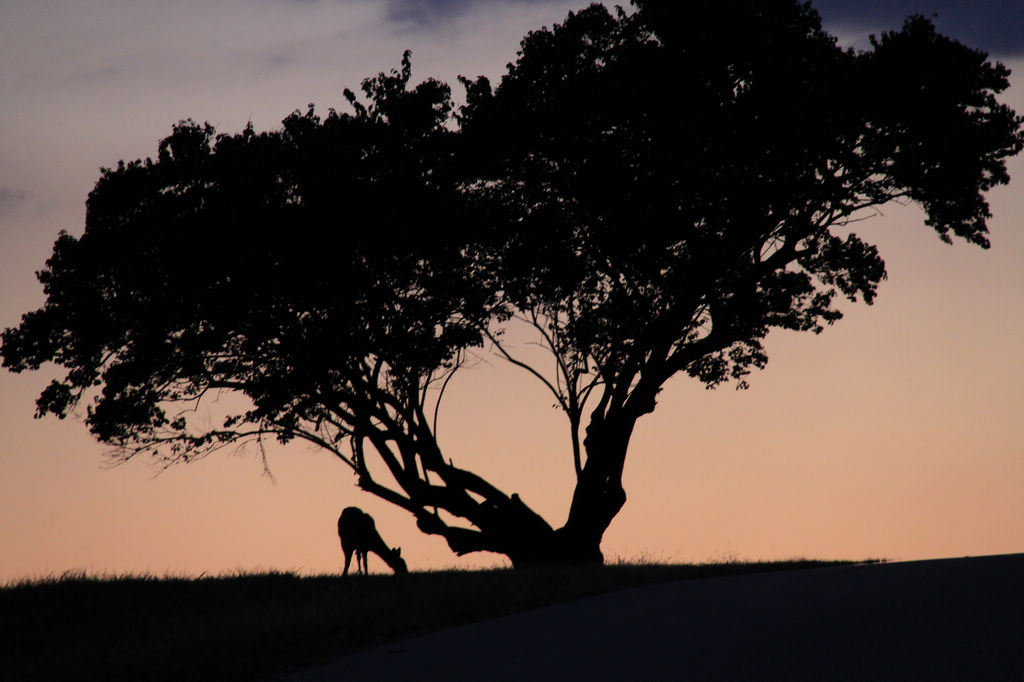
480 323 569 413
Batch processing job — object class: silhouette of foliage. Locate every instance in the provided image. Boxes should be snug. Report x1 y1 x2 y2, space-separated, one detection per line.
453 2 1022 558
3 2 1021 566
1 53 502 511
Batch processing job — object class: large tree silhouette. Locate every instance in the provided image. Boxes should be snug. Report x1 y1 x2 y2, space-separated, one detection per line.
3 2 1021 566
453 2 1023 561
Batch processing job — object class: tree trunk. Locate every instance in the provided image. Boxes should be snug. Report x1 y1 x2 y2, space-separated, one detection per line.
560 416 635 560
415 438 630 567
495 413 638 568
407 408 643 568
449 481 620 568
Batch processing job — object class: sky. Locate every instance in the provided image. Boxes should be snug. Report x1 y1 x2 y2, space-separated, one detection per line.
1 0 1022 581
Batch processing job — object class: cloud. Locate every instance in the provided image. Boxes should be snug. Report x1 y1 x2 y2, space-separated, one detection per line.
384 0 561 29
0 187 28 217
387 0 1024 55
386 0 466 24
813 0 1024 56
379 0 1024 54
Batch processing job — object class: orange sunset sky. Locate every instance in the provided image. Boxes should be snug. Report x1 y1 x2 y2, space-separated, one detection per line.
2 0 1022 581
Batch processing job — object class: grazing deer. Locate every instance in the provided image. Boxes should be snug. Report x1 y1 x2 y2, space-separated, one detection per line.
338 506 408 576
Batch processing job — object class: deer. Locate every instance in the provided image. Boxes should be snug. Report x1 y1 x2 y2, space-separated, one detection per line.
337 506 408 576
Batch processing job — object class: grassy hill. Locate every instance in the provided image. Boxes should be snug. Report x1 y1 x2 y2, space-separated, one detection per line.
2 560 864 682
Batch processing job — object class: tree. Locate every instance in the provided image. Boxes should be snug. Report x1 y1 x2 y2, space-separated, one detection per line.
452 2 1023 560
3 3 1021 567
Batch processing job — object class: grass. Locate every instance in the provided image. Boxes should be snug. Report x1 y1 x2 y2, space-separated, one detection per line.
1 559 871 682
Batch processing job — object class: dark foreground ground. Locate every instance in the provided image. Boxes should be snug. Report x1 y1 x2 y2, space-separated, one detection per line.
278 553 1024 682
0 560 845 682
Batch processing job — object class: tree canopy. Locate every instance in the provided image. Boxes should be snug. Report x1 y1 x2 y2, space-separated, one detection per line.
3 2 1021 566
